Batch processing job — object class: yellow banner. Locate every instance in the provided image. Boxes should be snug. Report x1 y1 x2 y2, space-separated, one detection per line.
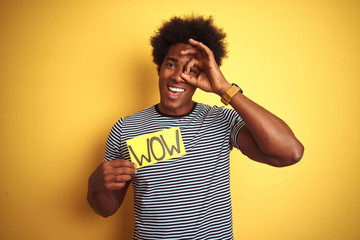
126 126 186 169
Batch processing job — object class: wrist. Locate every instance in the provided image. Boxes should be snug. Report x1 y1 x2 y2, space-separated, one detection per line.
217 83 232 96
220 83 243 105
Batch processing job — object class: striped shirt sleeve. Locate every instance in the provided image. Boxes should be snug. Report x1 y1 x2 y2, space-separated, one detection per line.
104 117 124 161
220 107 245 150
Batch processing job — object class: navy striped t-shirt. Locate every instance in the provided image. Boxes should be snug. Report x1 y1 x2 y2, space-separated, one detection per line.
104 102 245 239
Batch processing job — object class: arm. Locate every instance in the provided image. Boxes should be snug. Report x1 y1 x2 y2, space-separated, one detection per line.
181 38 304 167
230 93 304 167
87 159 137 217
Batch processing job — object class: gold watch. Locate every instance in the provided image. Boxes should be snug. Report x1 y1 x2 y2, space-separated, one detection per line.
221 83 243 105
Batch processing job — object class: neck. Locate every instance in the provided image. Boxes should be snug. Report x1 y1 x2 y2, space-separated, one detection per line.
156 101 196 117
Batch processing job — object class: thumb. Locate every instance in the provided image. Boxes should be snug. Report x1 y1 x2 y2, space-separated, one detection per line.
181 73 198 88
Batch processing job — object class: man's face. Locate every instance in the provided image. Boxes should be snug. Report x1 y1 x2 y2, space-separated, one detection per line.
157 43 199 116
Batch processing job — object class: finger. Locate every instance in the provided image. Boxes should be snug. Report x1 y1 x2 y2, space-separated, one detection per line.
180 72 198 87
188 38 208 51
110 166 137 175
104 172 132 182
188 38 215 61
188 38 200 45
106 159 137 169
112 174 132 182
181 47 200 56
101 162 137 178
104 182 127 191
183 57 200 75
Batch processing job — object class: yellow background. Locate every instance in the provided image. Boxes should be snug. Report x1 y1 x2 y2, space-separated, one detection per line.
0 0 359 239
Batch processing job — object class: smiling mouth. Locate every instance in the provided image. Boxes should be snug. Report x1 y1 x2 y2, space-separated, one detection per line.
168 86 185 93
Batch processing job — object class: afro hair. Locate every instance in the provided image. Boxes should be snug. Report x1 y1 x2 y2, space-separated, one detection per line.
150 15 227 70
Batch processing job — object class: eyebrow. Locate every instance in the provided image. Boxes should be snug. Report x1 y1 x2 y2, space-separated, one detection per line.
165 57 178 63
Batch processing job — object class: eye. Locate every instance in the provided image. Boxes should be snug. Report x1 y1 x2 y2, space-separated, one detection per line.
166 62 175 68
189 68 198 75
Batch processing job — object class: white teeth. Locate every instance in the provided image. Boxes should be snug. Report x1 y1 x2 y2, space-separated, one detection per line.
168 86 185 92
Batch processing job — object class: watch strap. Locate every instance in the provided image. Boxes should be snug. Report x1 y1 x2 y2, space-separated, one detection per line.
221 83 242 105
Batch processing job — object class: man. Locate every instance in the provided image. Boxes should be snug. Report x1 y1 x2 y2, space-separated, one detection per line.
87 15 304 239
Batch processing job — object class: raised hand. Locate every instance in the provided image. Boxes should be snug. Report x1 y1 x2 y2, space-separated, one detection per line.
180 38 231 96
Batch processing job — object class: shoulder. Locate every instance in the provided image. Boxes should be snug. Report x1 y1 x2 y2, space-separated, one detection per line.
110 106 156 132
124 105 155 120
115 105 156 124
196 103 239 120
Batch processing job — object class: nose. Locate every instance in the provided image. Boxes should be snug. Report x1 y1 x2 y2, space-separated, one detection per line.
171 68 185 83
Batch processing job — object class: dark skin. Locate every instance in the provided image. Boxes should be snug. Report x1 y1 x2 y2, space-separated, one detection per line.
87 39 304 217
180 39 304 166
87 160 135 217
